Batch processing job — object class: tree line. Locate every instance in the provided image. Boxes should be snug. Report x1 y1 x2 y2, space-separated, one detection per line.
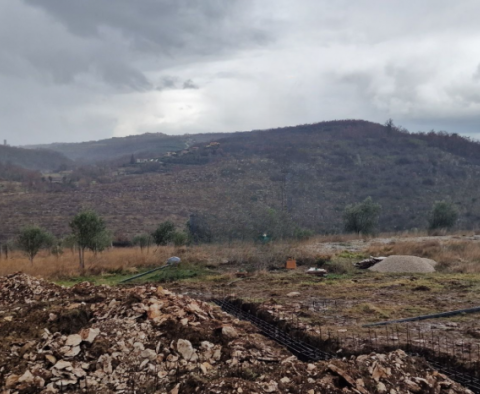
3 211 190 270
343 197 458 235
3 198 458 267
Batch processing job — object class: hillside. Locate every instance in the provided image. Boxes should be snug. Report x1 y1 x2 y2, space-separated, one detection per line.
27 132 231 163
2 120 480 242
0 144 71 171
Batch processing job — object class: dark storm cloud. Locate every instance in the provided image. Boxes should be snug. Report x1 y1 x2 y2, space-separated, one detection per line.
25 0 270 54
2 0 480 145
15 0 268 92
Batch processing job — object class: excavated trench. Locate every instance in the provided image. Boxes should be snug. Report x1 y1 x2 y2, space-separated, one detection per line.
213 297 480 393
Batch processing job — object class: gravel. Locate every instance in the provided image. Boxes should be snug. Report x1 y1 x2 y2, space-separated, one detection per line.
369 255 436 273
422 258 438 267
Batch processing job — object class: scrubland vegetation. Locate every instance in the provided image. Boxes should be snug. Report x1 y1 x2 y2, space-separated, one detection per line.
0 237 312 281
2 119 480 290
3 120 480 245
2 230 480 285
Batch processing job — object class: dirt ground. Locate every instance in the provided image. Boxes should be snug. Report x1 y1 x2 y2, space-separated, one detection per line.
0 271 477 393
302 234 480 255
164 262 480 366
3 234 480 393
2 273 474 394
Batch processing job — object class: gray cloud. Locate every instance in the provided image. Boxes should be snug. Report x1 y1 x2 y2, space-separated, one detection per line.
155 76 198 91
1 1 480 145
25 0 269 51
182 79 198 90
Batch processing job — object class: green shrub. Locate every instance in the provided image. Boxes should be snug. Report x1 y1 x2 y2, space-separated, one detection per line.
315 255 332 267
132 234 153 252
343 197 381 235
152 221 176 245
172 232 188 247
324 261 354 275
17 225 54 264
428 200 458 230
293 228 314 240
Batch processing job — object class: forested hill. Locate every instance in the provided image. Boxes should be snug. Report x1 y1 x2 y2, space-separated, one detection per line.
0 144 71 171
27 132 231 163
3 119 480 242
155 119 480 237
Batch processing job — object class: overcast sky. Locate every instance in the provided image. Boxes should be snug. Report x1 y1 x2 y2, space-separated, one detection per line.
2 0 480 145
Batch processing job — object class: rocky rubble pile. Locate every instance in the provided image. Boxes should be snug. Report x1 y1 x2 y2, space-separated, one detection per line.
0 274 66 306
0 273 473 393
325 350 472 394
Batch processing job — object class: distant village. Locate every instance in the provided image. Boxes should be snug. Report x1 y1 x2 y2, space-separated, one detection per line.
0 139 222 192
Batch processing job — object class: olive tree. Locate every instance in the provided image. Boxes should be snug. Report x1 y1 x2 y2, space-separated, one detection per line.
186 214 213 244
429 200 458 230
51 240 64 260
17 226 54 264
70 210 110 270
133 234 154 253
152 221 176 246
343 197 381 235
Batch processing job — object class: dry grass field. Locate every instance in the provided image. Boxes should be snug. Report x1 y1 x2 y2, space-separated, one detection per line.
1 231 480 282
0 237 320 282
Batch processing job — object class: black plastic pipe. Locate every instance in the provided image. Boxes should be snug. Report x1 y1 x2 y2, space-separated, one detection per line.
119 265 169 283
363 306 480 327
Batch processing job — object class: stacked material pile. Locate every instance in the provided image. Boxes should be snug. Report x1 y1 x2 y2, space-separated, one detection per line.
369 255 437 273
354 256 386 269
0 273 470 393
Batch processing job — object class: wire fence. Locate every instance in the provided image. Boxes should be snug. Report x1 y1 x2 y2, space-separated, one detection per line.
212 296 480 393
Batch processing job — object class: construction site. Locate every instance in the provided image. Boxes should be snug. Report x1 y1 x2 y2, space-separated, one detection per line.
2 234 480 393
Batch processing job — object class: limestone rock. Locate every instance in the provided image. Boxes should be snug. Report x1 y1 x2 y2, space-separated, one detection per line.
45 354 57 364
286 292 300 297
63 345 81 357
18 370 34 384
404 379 422 393
222 325 239 339
141 348 157 361
65 334 82 347
5 374 19 388
53 360 72 370
80 327 100 343
264 380 278 392
148 303 163 320
377 382 387 393
177 339 198 361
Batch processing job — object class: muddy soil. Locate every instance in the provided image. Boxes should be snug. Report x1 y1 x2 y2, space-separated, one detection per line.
166 268 480 368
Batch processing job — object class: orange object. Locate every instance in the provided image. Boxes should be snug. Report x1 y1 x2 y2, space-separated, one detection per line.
286 259 297 269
